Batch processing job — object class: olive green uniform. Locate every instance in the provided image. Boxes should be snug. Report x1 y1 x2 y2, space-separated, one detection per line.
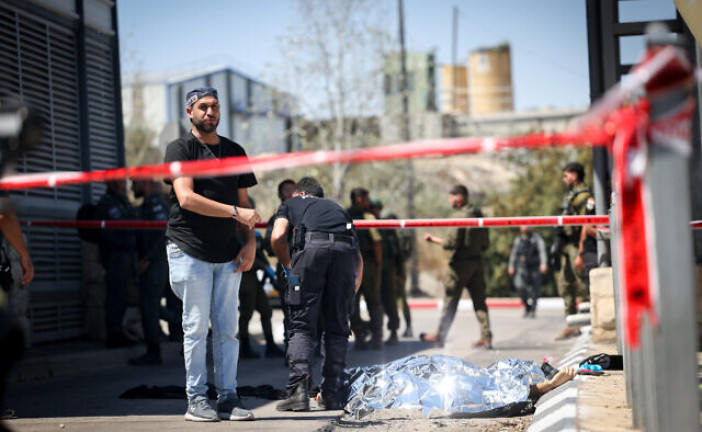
238 231 278 356
556 183 596 315
435 205 491 345
379 226 401 332
395 230 412 333
347 207 383 348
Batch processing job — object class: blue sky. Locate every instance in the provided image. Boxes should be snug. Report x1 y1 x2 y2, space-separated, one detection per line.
117 0 677 113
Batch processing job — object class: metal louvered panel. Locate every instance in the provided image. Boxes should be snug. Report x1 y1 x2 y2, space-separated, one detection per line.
25 226 82 285
85 35 119 203
1 4 83 203
0 3 86 343
29 299 84 343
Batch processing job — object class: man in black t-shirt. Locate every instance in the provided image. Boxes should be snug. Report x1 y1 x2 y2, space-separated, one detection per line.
271 177 363 412
164 87 261 422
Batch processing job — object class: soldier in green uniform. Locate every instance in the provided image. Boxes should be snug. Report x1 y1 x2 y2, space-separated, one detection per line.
238 198 286 359
419 185 492 348
552 162 597 340
395 219 413 338
347 188 383 350
370 199 401 345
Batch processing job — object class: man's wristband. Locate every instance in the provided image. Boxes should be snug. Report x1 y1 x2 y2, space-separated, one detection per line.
232 205 238 219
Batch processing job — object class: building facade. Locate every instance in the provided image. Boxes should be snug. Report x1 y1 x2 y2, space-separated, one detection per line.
123 68 298 156
383 51 437 116
161 68 297 155
0 0 124 343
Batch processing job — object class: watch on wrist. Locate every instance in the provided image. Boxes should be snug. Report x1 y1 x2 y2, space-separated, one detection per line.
232 205 238 218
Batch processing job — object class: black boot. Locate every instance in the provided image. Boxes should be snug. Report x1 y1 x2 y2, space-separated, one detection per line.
318 394 345 410
369 330 383 350
385 330 399 346
276 377 310 411
319 375 346 411
239 335 260 359
353 331 368 351
265 343 286 358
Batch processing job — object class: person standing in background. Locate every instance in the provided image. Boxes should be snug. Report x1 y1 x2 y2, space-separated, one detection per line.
238 197 286 359
347 188 383 350
129 179 170 366
96 180 136 349
420 185 492 349
508 226 548 318
395 219 413 338
369 199 401 346
551 162 597 340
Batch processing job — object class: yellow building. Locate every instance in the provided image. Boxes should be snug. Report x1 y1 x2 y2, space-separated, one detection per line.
469 43 514 116
441 65 468 114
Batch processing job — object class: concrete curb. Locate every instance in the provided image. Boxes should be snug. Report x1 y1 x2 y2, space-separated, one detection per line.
405 297 564 311
528 326 591 432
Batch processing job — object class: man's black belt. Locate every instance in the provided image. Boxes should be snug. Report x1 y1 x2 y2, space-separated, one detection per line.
307 231 353 245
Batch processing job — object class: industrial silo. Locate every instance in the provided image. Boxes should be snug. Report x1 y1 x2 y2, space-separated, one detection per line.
468 43 513 116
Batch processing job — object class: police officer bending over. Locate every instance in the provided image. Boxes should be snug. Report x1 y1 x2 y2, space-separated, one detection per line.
271 177 363 411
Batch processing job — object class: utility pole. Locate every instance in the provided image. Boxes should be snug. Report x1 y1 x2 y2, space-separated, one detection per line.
452 5 458 114
397 0 420 295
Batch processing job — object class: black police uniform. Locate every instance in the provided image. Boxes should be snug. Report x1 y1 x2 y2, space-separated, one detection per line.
135 191 170 359
95 188 136 347
274 195 359 405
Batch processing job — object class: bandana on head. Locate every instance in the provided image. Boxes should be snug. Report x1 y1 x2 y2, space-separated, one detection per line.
186 87 218 108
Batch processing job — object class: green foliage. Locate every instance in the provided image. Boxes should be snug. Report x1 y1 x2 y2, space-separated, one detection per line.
124 125 161 168
482 148 593 297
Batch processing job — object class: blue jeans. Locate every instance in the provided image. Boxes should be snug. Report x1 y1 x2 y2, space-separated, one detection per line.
166 241 241 402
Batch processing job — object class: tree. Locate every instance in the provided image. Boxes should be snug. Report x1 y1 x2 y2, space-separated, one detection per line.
269 0 391 201
123 73 162 169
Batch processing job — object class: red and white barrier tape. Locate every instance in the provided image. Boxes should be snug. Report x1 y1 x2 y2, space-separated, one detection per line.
22 215 608 230
18 216 702 230
0 131 610 191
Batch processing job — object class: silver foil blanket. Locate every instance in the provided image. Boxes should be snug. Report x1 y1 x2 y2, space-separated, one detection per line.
344 355 546 419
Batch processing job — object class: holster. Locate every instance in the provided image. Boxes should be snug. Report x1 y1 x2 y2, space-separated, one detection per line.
292 224 307 252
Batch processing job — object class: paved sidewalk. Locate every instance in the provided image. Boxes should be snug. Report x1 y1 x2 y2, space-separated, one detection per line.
5 305 577 432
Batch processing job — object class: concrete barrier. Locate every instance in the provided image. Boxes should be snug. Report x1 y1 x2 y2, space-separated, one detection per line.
589 267 616 344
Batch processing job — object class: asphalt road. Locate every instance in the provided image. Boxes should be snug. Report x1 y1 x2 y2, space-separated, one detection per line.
5 304 576 432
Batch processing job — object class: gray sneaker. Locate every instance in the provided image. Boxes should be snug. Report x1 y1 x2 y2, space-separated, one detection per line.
217 396 254 421
184 397 219 422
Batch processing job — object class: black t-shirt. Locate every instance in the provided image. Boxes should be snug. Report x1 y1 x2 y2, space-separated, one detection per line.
164 132 257 263
274 195 354 235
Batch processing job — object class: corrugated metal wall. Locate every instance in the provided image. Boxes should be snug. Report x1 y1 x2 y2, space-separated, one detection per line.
0 0 122 343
